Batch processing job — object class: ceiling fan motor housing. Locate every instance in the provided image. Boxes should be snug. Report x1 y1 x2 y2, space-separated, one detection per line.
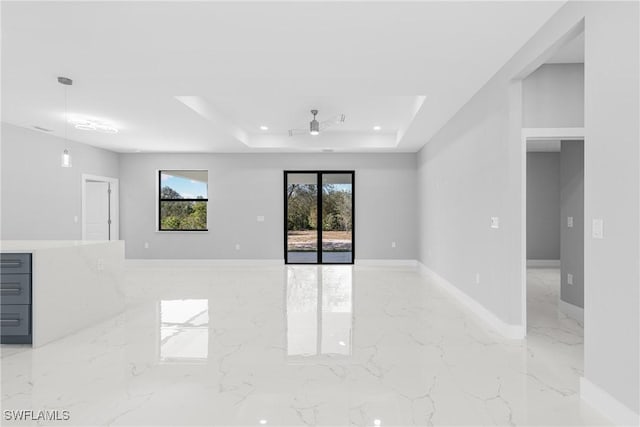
310 119 320 135
310 109 320 135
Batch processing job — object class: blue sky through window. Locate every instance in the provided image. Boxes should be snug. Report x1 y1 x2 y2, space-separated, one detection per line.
326 183 352 193
161 172 208 199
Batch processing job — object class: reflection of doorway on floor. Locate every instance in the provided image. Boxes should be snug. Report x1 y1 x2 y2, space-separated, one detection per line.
527 268 583 332
526 267 584 394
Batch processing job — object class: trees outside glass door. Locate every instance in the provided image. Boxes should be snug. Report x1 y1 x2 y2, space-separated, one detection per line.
285 171 354 264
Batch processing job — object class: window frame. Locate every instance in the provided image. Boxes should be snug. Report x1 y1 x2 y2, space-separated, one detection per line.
157 169 209 232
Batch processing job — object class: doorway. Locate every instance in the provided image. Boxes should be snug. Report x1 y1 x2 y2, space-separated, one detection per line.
284 171 354 264
525 138 585 328
82 174 119 241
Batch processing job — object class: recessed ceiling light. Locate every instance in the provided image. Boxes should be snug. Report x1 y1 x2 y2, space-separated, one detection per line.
259 125 269 131
373 125 382 131
259 420 268 425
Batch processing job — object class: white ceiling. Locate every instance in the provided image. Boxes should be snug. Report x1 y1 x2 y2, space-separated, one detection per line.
1 1 566 153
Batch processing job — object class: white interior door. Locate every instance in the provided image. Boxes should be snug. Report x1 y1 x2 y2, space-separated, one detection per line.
85 181 110 240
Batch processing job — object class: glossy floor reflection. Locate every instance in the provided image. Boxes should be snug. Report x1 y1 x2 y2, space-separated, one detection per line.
1 265 608 426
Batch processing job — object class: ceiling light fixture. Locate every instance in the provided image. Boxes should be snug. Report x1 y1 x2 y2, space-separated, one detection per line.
373 125 381 131
259 125 269 131
69 117 118 134
58 76 73 168
61 149 72 168
309 109 320 136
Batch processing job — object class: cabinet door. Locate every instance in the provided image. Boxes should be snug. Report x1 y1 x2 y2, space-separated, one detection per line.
0 254 31 274
0 274 31 305
1 305 30 336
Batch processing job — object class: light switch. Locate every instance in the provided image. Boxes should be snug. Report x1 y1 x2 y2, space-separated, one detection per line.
73 215 79 224
257 216 265 222
490 217 500 229
592 219 604 239
567 216 573 228
391 242 396 248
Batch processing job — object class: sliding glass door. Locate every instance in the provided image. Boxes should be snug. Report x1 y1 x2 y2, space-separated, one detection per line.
285 171 354 264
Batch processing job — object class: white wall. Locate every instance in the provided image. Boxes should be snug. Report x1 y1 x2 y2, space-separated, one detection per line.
1 123 119 240
119 153 417 260
523 63 584 128
417 1 638 417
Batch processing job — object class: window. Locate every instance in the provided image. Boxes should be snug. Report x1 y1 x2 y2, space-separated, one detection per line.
158 170 208 231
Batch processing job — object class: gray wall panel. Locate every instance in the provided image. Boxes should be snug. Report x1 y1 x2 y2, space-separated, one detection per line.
1 124 119 240
527 152 561 260
119 153 417 260
560 140 584 308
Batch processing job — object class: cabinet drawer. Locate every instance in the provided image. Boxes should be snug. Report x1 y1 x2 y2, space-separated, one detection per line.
0 274 31 305
0 254 31 274
0 305 30 336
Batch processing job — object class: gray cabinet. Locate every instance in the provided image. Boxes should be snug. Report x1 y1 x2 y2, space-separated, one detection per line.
1 253 32 344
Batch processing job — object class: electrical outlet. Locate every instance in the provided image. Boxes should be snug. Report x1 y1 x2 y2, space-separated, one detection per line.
235 244 241 251
567 216 573 228
490 217 500 229
475 273 481 285
144 242 149 249
567 273 573 285
592 219 604 239
97 258 104 271
391 241 396 248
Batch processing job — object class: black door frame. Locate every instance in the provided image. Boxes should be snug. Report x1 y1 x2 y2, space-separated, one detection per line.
284 170 355 265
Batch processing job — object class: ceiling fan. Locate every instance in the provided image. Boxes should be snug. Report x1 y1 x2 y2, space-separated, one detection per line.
288 109 346 137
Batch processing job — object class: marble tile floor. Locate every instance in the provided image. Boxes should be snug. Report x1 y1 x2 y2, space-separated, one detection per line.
1 265 608 426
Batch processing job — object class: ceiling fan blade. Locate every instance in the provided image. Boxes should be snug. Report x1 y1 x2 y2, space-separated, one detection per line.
288 128 308 137
319 114 346 130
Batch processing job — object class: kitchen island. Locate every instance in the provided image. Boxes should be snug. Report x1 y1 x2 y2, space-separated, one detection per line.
1 240 124 347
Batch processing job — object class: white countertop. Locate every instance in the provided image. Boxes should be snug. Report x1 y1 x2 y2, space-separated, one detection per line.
1 240 118 252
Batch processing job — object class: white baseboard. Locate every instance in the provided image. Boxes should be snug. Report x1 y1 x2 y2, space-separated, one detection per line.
125 259 284 268
580 377 639 426
125 259 419 268
355 259 418 267
527 259 561 268
558 298 584 324
418 263 525 339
